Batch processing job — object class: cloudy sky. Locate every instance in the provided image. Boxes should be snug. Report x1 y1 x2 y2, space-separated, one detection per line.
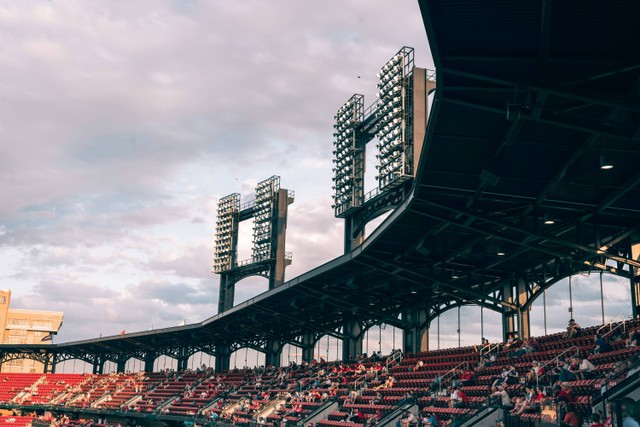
0 0 632 357
0 0 435 343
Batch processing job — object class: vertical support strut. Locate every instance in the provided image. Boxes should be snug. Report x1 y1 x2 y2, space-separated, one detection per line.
402 308 429 354
342 320 363 362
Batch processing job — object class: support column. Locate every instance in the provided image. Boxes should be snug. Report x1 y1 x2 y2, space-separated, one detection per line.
215 345 231 373
631 240 640 319
264 340 282 368
342 320 363 362
218 273 236 314
177 348 189 371
403 308 429 355
516 278 531 339
93 355 104 374
301 334 317 363
44 353 56 373
501 283 517 341
50 354 57 373
144 351 156 373
116 354 127 373
344 217 365 253
271 189 294 289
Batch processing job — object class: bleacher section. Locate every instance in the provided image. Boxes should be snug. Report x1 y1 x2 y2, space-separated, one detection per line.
0 319 637 427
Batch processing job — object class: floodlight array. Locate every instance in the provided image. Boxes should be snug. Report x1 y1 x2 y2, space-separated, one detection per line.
332 94 363 216
375 48 411 190
252 176 280 262
213 193 240 273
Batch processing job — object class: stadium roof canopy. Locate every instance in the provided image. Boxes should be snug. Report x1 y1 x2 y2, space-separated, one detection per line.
4 0 640 361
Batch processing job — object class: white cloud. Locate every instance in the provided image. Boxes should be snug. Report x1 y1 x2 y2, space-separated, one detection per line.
3 0 626 354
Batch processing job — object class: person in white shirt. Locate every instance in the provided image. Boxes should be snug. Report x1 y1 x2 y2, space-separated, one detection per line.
397 411 416 427
572 356 595 380
491 386 511 409
620 397 640 427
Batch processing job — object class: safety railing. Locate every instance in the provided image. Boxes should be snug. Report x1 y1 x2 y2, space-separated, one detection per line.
386 351 403 372
597 315 627 340
438 361 469 394
536 345 580 389
480 342 500 356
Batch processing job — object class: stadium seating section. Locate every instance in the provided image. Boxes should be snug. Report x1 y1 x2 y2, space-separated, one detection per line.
0 319 637 427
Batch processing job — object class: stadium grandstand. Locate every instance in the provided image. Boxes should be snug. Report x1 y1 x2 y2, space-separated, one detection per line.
1 1 640 427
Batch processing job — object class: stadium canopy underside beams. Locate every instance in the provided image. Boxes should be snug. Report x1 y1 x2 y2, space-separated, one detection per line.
2 0 640 372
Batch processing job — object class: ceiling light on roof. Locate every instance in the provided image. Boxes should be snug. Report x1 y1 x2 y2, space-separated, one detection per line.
543 211 555 225
600 154 613 170
496 246 506 256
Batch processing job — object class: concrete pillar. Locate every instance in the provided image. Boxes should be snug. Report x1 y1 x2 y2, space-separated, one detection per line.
403 308 429 355
342 320 363 362
93 355 104 374
144 352 156 373
264 340 282 368
301 334 317 363
501 283 516 341
116 354 127 373
344 217 365 253
215 345 231 373
44 353 56 373
271 188 293 289
177 348 190 371
516 278 531 339
49 354 56 373
217 274 236 314
631 241 640 319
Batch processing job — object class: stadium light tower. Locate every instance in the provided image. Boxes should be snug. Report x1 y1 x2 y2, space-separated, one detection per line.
330 46 435 253
375 46 417 190
214 176 294 313
213 194 240 273
332 94 365 218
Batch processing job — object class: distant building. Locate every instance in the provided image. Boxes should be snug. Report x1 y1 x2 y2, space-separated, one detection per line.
0 290 63 373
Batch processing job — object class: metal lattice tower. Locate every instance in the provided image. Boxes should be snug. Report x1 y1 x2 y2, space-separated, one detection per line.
213 176 294 313
331 47 436 252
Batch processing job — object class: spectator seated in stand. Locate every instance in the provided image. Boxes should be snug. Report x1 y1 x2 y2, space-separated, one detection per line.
594 334 613 354
620 397 640 427
589 412 604 427
563 319 581 339
552 359 578 383
397 411 416 427
492 365 518 391
510 386 535 416
420 412 438 427
504 333 521 350
448 386 468 408
491 385 512 410
474 338 490 353
626 328 640 347
525 361 544 385
561 403 582 427
555 382 575 406
570 356 595 380
459 368 476 386
510 337 538 358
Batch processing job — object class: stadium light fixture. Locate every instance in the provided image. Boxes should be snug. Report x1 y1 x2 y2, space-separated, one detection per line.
332 94 364 217
599 154 613 170
252 176 279 263
213 193 240 272
375 47 414 191
543 211 555 225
